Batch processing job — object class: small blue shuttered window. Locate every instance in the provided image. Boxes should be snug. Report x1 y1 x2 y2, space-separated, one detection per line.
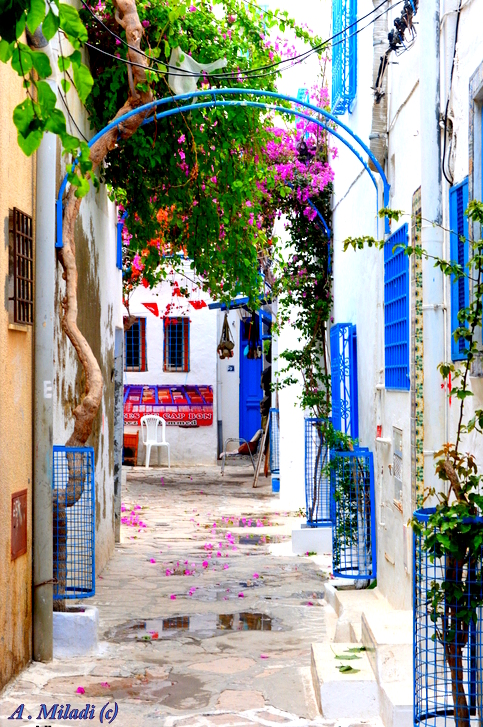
449 178 469 361
384 223 410 390
330 323 359 439
332 0 357 115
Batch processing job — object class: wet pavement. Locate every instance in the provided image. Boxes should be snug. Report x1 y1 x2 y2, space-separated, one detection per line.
0 465 340 726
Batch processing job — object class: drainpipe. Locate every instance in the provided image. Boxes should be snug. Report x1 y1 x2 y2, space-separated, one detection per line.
30 28 57 661
419 0 445 494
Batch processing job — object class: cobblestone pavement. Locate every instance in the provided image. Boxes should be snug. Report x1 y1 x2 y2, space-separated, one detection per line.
0 465 341 727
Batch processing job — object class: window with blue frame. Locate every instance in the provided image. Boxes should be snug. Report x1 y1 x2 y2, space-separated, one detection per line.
332 0 357 115
449 178 469 361
124 317 147 372
164 317 190 372
384 223 410 390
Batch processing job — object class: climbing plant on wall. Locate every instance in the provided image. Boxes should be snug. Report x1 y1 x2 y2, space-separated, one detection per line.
345 200 483 722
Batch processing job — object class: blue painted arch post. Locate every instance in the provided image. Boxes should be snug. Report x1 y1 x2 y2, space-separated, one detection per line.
55 88 390 248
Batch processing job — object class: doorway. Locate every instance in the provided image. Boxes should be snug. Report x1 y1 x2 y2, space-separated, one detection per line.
239 318 262 441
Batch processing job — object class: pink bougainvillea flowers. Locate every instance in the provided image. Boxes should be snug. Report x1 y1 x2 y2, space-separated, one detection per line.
76 687 85 695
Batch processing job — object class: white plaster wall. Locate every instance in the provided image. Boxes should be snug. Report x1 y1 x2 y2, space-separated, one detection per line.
125 266 218 465
53 178 122 574
442 0 483 477
331 0 421 609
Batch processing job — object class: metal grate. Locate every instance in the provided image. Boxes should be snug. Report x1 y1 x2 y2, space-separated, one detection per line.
53 446 95 600
164 317 190 372
413 508 483 727
11 207 34 324
124 317 147 371
330 448 376 579
332 0 357 115
449 178 469 360
305 419 331 526
384 223 410 390
330 323 359 439
269 408 280 475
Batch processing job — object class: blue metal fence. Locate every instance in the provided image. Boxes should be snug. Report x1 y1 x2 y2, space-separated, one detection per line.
330 323 359 439
330 448 376 579
413 508 483 727
269 408 280 493
53 446 95 600
305 418 331 526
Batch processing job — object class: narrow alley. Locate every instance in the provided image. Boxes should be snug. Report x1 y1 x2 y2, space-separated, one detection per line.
0 466 342 727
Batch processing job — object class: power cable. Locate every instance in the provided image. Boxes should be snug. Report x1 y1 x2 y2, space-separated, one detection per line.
80 0 398 81
82 4 402 85
442 0 463 186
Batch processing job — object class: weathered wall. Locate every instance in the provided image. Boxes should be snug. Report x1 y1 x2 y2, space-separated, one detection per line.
125 268 218 465
53 158 122 574
0 63 34 687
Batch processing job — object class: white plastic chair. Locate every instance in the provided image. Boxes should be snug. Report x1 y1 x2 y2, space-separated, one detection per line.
140 415 170 468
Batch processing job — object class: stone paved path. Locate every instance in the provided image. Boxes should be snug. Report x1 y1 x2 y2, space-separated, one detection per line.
0 465 340 727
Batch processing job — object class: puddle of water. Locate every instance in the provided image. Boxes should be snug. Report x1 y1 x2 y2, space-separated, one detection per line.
107 611 282 641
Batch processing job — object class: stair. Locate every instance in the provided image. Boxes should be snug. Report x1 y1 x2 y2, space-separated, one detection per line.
314 583 413 727
311 642 380 719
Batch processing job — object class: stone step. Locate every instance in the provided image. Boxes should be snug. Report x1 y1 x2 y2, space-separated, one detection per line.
361 609 412 684
291 523 332 555
311 642 380 719
379 681 413 727
323 584 391 642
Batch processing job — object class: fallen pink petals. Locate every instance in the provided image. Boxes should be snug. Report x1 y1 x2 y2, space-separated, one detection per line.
170 594 176 600
100 682 110 688
149 558 156 564
202 561 209 568
76 687 85 695
260 655 269 659
238 592 244 598
253 573 259 579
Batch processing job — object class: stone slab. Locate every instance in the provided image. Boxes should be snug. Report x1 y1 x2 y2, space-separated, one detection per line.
361 610 412 684
53 605 98 658
292 524 332 555
311 642 379 719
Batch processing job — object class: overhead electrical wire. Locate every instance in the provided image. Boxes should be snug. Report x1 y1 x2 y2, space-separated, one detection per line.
442 0 463 185
82 2 403 84
80 0 400 81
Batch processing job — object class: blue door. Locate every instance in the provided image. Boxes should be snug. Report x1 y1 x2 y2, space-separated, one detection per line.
239 319 262 441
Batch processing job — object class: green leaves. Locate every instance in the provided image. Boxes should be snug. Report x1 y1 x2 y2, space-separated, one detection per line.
73 61 94 102
26 0 46 33
42 8 60 40
59 3 88 44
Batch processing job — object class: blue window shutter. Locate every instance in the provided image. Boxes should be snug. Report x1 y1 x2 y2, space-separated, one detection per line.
116 221 123 270
331 323 359 438
384 224 410 390
332 0 357 115
449 178 469 361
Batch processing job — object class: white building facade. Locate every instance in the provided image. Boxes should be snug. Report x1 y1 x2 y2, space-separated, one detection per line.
330 0 483 608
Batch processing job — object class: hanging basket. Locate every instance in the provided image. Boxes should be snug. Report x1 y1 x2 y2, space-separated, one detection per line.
217 312 235 359
413 508 483 727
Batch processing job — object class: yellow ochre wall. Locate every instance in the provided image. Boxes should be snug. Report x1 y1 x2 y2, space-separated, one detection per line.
0 62 35 688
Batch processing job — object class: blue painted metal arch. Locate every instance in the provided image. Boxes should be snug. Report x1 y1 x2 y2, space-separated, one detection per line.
56 88 390 247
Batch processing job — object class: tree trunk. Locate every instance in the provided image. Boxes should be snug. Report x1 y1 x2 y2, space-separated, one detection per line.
53 0 153 611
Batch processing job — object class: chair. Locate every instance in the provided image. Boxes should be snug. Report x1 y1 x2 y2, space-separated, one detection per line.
140 415 170 468
220 430 263 476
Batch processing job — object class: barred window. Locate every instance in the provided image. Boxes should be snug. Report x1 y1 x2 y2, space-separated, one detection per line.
164 317 190 372
124 318 147 371
9 208 33 325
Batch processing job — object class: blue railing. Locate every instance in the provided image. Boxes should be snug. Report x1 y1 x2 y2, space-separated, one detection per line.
330 448 376 579
269 408 280 494
53 446 95 600
305 418 331 526
413 508 483 727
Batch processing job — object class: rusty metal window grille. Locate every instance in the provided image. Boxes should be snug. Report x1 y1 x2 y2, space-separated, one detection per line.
10 208 33 325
